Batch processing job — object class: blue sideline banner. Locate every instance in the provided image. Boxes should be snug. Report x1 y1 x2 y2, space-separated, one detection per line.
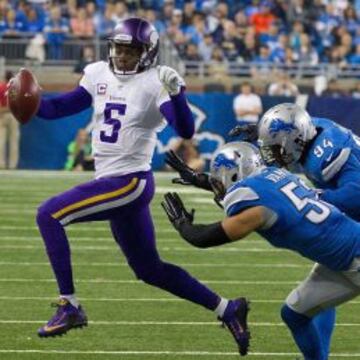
306 96 360 135
18 94 360 170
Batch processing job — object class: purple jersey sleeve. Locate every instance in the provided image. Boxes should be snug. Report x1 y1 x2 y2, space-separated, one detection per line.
159 88 194 139
37 86 92 120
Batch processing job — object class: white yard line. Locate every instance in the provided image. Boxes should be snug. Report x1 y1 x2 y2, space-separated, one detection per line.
0 244 284 252
0 296 283 303
0 225 173 233
0 261 308 268
0 186 210 195
1 349 359 358
0 295 354 305
0 349 298 357
3 296 359 304
0 320 359 329
0 235 264 244
0 211 217 217
0 170 175 180
0 278 299 285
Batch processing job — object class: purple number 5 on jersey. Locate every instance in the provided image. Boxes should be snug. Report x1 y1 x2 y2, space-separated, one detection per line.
100 103 126 143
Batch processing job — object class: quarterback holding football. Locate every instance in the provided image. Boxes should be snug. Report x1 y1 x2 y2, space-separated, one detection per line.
9 17 250 356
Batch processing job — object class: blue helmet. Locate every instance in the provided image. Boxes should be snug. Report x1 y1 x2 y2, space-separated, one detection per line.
210 142 264 191
258 103 316 167
108 17 159 76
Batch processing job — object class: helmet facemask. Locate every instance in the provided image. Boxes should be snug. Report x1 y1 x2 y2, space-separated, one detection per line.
259 136 307 168
108 41 146 76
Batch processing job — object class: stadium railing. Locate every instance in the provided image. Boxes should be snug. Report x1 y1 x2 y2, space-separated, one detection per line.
3 36 360 79
0 35 184 72
183 61 360 79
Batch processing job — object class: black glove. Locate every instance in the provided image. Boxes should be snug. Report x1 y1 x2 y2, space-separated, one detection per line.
161 192 195 231
228 123 258 142
165 151 212 191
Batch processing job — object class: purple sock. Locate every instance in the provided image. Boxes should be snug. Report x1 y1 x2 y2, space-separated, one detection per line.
36 206 74 295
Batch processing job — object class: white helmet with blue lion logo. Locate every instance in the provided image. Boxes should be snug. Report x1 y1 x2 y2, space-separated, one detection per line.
258 103 316 167
210 141 264 191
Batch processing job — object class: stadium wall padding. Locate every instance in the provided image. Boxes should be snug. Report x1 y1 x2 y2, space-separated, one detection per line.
18 94 360 170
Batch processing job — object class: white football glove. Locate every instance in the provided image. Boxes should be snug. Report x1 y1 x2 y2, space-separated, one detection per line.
157 65 185 96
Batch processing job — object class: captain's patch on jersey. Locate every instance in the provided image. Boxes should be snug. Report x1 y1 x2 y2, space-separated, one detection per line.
97 83 107 95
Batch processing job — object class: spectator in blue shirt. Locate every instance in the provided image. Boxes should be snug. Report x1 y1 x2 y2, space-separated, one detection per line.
3 8 27 37
44 5 69 60
26 7 43 33
343 5 359 36
259 23 278 48
270 34 288 63
0 8 6 34
144 9 166 35
349 44 360 64
95 3 115 39
244 0 260 18
252 44 271 64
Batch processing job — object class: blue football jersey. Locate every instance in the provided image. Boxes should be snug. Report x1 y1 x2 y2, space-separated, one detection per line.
302 117 360 220
223 167 360 271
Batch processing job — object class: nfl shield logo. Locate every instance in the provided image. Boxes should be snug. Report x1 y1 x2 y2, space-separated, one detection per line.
97 84 107 95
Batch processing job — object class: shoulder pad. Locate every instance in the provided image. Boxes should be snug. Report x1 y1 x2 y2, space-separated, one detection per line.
83 61 108 76
306 126 350 183
224 186 259 213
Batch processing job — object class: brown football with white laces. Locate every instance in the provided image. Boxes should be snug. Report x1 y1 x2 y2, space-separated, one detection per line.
7 68 41 124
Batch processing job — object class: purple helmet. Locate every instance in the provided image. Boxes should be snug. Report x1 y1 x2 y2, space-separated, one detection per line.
108 17 159 76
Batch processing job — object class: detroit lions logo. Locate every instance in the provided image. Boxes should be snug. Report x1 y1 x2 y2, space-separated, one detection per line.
269 118 296 137
213 154 237 170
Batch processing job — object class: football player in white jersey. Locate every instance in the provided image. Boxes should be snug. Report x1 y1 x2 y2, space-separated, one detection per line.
31 17 250 355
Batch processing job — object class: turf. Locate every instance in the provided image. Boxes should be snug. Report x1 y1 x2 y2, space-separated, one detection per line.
0 170 359 359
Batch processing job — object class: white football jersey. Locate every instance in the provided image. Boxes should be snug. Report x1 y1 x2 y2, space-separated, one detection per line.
80 61 170 179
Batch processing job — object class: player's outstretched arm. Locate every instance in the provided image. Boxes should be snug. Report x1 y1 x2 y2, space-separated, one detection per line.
37 86 92 120
165 150 213 191
162 192 265 248
158 66 194 139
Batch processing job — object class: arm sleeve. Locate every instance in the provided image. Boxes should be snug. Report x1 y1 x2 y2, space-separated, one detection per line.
159 87 195 139
37 86 92 120
320 182 360 219
178 221 231 248
320 147 351 182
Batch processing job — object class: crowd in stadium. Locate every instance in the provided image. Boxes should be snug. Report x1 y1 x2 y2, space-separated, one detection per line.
1 0 360 65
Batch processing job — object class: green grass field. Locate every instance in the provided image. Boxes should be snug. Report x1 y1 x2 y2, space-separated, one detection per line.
0 171 359 359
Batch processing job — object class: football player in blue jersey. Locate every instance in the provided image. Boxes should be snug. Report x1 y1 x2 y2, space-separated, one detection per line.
163 142 360 360
230 103 360 222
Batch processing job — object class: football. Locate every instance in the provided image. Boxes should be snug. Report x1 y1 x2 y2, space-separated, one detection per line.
7 68 41 124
